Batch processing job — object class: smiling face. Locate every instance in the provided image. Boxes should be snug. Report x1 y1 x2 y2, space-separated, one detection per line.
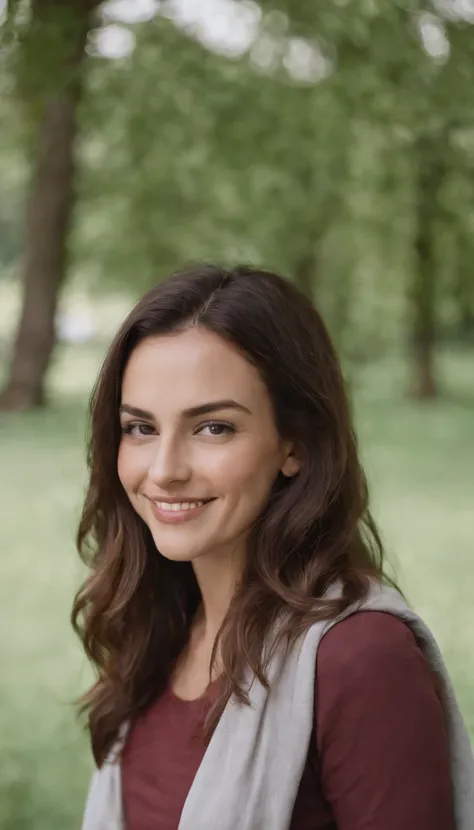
117 327 299 570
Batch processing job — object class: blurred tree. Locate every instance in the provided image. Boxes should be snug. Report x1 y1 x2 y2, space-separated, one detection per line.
454 242 474 340
410 132 446 397
73 11 352 300
2 0 473 408
0 0 100 411
0 32 27 272
250 0 474 394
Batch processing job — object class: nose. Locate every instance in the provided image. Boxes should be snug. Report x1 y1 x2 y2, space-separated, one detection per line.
147 435 192 488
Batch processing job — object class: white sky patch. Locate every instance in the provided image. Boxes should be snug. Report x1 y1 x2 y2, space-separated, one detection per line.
457 0 474 19
418 13 450 61
94 0 329 85
101 0 162 24
99 0 260 58
162 0 261 57
284 38 331 83
89 23 136 59
434 0 474 22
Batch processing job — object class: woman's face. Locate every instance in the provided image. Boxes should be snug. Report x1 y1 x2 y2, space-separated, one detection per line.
118 327 299 568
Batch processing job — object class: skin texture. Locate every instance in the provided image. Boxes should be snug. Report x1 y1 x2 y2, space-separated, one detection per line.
118 327 300 695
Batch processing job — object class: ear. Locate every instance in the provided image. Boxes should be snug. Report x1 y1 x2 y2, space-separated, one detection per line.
280 442 301 478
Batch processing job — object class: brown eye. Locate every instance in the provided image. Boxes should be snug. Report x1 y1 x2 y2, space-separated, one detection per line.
122 422 155 437
197 421 235 437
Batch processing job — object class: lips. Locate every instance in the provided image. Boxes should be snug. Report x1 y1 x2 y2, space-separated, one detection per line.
147 496 214 509
146 496 215 525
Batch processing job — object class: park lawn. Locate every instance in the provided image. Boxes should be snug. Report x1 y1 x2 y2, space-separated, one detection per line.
0 342 473 830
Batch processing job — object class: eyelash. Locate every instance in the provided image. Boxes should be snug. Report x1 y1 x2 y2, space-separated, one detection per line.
121 422 154 437
121 420 235 438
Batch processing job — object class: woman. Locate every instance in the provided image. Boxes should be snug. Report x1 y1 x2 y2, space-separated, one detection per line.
73 264 474 830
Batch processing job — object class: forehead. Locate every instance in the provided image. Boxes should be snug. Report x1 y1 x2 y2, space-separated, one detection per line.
121 327 267 409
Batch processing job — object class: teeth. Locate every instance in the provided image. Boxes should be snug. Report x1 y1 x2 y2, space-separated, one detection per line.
153 501 205 512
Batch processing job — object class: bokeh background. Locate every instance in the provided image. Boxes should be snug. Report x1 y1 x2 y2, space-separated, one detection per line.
0 1 473 827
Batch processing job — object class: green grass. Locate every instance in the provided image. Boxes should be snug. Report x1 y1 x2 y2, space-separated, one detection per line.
0 339 473 830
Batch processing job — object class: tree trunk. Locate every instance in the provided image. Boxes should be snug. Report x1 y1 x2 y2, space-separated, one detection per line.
453 238 474 341
0 1 98 411
409 138 445 399
410 225 437 398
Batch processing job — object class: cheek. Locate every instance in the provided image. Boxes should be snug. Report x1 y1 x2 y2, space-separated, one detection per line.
117 443 145 493
215 438 282 496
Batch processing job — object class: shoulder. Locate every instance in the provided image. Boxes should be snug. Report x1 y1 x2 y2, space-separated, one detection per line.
314 610 443 755
315 609 438 701
312 615 454 830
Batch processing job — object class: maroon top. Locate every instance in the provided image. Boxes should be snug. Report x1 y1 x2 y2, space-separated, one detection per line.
121 611 455 830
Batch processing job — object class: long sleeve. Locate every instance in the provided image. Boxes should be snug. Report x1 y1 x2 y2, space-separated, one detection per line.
314 610 455 830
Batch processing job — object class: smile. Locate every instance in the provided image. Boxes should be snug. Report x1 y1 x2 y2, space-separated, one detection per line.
152 500 206 512
147 497 214 525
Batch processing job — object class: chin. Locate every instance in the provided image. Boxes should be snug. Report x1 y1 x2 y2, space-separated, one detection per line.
147 531 204 564
157 547 200 564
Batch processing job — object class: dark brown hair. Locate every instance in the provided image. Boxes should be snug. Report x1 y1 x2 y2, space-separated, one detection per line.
72 264 389 765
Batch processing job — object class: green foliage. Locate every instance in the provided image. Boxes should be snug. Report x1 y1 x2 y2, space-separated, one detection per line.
4 2 100 118
0 72 28 269
3 0 474 356
74 15 330 283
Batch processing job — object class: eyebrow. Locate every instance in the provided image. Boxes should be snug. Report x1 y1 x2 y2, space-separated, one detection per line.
119 399 252 420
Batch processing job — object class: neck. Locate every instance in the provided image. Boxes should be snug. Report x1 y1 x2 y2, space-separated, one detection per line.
192 547 245 640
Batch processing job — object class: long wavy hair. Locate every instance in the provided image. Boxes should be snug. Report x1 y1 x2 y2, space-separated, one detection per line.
72 263 390 766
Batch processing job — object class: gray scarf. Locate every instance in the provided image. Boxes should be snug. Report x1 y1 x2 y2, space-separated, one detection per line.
81 581 474 830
